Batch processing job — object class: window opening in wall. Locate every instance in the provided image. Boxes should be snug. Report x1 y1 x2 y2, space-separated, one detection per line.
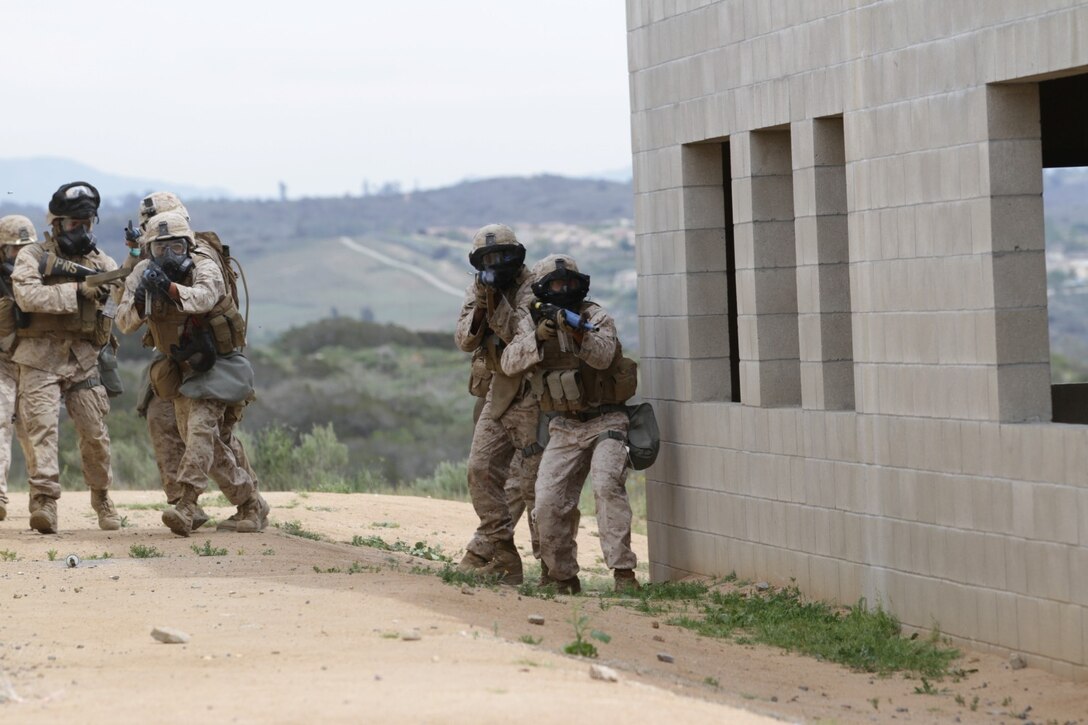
723 142 741 402
1039 74 1088 422
746 127 801 407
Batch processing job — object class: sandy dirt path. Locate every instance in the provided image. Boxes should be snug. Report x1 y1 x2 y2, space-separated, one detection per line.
1 491 1085 724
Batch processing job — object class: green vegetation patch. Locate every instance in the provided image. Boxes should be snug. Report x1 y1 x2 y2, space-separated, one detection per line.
129 544 164 558
671 588 959 678
191 540 228 557
350 535 450 562
275 520 324 541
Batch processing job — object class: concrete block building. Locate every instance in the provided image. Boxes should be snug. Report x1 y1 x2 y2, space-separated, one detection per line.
627 0 1088 678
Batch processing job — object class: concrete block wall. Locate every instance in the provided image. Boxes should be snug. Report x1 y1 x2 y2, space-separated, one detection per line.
628 0 1088 679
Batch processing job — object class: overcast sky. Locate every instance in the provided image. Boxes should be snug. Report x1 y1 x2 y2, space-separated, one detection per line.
5 1 631 199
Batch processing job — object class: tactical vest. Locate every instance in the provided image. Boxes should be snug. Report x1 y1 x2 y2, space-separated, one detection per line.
15 245 111 347
528 303 638 413
142 260 247 357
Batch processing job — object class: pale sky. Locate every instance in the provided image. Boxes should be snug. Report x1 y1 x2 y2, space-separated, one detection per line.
5 1 631 198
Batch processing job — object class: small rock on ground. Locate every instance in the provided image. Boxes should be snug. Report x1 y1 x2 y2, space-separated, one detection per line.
528 615 545 626
1009 653 1027 670
657 652 675 664
151 627 190 644
400 630 422 641
589 664 620 682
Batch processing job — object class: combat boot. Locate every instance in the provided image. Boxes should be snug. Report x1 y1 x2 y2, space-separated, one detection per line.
91 490 121 531
0 498 7 521
614 568 641 593
173 495 211 530
234 492 269 533
456 550 489 574
537 558 551 586
191 505 210 531
28 495 58 534
479 538 523 585
161 486 200 537
555 576 581 595
215 507 243 532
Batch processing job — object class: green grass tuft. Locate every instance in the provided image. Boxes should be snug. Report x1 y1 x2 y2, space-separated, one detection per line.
671 588 959 678
191 540 228 557
129 544 164 558
275 520 324 541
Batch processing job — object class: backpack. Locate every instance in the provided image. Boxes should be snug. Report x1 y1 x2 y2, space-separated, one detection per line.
624 402 660 471
194 231 248 348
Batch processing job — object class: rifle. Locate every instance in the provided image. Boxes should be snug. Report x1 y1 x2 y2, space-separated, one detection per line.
529 300 599 333
0 263 29 328
38 253 132 288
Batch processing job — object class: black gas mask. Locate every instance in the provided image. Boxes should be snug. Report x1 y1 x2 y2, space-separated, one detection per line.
56 219 97 258
531 260 591 310
49 182 101 258
150 237 194 282
469 244 525 290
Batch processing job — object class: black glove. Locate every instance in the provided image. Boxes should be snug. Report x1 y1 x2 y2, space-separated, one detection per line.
141 263 172 295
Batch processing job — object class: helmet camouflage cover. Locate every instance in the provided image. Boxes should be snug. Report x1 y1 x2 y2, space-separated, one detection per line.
139 191 190 228
142 211 195 246
0 214 38 247
469 223 525 271
530 253 591 309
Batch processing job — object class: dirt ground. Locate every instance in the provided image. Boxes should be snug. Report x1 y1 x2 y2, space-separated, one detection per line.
1 491 1086 724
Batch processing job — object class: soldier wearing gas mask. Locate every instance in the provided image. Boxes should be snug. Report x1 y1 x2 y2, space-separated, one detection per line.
501 254 641 594
453 224 543 584
116 211 267 537
10 182 121 534
0 215 36 522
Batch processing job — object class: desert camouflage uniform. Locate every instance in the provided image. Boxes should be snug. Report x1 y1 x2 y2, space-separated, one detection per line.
142 372 186 501
116 245 262 528
502 304 637 582
120 193 191 504
455 269 543 564
11 241 117 503
0 349 28 518
467 354 530 553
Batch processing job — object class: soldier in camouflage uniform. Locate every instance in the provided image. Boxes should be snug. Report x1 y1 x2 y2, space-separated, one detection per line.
11 182 121 534
0 215 36 522
454 224 543 584
124 193 208 529
116 211 268 536
502 254 640 594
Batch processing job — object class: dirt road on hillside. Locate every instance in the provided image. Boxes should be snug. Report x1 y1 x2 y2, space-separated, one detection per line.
0 491 1085 724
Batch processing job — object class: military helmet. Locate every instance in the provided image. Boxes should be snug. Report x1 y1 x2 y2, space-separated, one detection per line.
47 181 100 221
531 254 591 309
142 210 195 246
468 223 525 271
0 214 38 247
138 191 190 229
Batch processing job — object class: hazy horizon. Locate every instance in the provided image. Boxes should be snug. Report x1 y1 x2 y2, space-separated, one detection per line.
5 2 631 200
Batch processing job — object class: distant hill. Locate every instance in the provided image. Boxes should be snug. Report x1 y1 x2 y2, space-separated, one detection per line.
0 173 637 344
0 156 230 205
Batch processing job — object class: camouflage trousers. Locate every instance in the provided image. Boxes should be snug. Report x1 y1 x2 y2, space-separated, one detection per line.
145 390 186 502
465 394 541 559
19 364 112 500
467 453 529 560
0 355 27 505
174 397 258 506
535 411 637 581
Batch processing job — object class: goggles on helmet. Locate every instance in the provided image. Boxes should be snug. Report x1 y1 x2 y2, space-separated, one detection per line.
149 239 188 257
469 243 525 272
